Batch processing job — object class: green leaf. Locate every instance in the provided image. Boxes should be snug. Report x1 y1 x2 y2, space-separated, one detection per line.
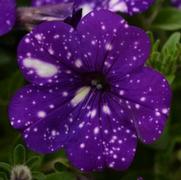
0 163 11 172
152 8 181 31
0 71 24 105
148 32 181 84
45 172 76 180
13 144 26 165
0 172 8 180
54 162 68 172
162 32 181 52
166 74 175 85
26 156 42 170
32 171 46 180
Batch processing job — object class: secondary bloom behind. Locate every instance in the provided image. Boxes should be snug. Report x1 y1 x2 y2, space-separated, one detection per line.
9 10 171 171
32 0 155 16
172 0 181 8
0 0 16 35
0 0 74 36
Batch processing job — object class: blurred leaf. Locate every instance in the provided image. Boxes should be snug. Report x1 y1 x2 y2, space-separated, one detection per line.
162 32 181 52
32 171 46 180
0 50 12 66
0 163 11 172
152 8 181 31
121 171 155 180
13 144 26 165
0 172 8 180
26 156 42 170
0 71 24 105
54 162 68 172
45 172 76 180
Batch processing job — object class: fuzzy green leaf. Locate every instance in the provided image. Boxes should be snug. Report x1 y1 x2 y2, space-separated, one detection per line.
13 144 26 165
152 8 181 31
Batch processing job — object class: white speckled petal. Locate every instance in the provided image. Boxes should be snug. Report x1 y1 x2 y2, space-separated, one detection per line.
107 0 155 15
18 21 84 86
32 0 155 15
77 10 150 75
110 67 172 143
66 91 137 171
9 84 93 153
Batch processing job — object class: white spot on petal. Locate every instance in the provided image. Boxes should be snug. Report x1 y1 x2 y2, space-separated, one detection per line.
162 108 168 114
37 111 46 118
109 0 128 12
103 105 111 115
75 59 83 68
23 58 58 78
94 127 100 134
71 87 90 106
80 3 94 17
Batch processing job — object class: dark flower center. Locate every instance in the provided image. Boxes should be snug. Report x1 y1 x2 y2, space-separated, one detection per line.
81 72 110 91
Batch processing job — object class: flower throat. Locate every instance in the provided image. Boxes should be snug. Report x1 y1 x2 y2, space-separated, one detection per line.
81 72 110 91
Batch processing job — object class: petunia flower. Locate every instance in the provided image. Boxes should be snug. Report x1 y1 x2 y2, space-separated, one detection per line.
0 0 16 36
9 10 171 171
32 0 155 16
0 0 74 36
171 0 181 8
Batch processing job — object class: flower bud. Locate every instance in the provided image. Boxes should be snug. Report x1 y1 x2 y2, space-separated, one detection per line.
10 165 32 180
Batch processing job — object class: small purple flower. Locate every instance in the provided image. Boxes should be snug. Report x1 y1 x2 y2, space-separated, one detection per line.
32 0 155 16
172 0 181 8
0 0 16 36
9 10 171 171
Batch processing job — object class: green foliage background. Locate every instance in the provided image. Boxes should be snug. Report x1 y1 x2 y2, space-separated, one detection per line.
0 0 181 179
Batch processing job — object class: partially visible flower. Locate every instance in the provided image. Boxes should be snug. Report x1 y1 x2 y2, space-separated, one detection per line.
9 10 171 172
0 0 16 36
32 0 155 16
172 0 181 8
10 165 32 180
0 0 74 35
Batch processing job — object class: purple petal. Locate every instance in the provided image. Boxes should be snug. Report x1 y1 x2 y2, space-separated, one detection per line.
9 84 93 152
66 91 137 171
0 0 16 35
110 67 172 143
10 9 171 171
17 21 86 86
32 0 74 7
172 0 181 8
32 0 155 15
77 10 150 75
107 0 155 15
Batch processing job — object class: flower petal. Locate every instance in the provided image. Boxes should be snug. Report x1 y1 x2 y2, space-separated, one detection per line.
32 0 73 6
18 21 84 86
9 84 95 153
77 10 150 75
111 67 172 143
171 0 181 8
32 0 155 15
66 92 137 171
107 0 155 15
9 84 80 130
0 0 16 35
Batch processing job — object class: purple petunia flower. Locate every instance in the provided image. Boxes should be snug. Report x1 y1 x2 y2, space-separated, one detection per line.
9 10 171 171
0 0 74 36
0 0 16 36
32 0 155 16
172 0 181 8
